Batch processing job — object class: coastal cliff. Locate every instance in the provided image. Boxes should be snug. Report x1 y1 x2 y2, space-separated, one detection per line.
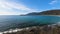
26 10 60 15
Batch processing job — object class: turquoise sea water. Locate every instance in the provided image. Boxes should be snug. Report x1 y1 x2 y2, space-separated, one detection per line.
0 15 60 31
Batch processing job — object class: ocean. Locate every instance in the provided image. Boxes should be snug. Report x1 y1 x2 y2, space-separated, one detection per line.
0 15 60 32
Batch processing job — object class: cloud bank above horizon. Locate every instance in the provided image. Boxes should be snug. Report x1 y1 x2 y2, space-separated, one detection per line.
0 0 40 15
0 0 60 15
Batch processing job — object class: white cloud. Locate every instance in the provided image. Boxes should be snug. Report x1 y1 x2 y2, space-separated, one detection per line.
49 0 58 5
0 0 40 15
0 12 15 15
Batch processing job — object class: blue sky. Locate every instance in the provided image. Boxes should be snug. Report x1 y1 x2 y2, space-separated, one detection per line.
0 0 60 15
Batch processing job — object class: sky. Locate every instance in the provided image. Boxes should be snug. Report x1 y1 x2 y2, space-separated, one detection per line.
0 0 60 15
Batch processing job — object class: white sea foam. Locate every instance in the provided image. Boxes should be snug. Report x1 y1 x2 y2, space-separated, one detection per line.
0 28 23 34
0 27 30 34
56 22 60 26
3 28 23 33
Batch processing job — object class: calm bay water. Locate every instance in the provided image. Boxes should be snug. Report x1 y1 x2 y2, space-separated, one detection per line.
0 15 60 31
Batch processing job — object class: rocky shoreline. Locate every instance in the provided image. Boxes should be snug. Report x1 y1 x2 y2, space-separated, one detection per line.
1 24 60 34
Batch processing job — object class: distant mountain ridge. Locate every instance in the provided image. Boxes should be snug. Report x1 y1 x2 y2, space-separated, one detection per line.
26 9 60 15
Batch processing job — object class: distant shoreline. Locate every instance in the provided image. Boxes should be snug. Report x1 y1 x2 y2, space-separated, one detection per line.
20 15 60 16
